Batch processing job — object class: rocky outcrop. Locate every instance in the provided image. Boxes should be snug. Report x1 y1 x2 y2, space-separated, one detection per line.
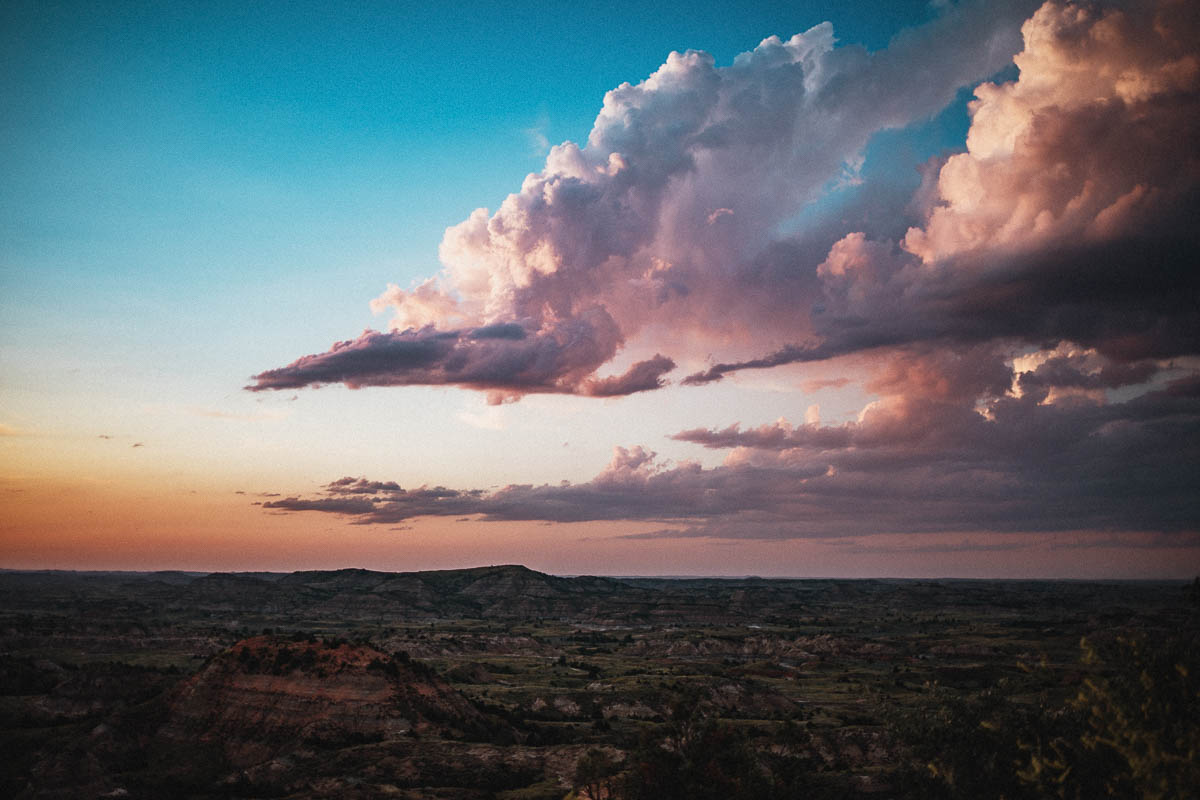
160 636 496 768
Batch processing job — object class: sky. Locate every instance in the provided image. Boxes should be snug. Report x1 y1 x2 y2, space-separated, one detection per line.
2 0 1198 578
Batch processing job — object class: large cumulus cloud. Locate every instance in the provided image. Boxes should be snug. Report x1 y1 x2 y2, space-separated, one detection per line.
257 0 1200 547
690 0 1199 384
249 0 1039 396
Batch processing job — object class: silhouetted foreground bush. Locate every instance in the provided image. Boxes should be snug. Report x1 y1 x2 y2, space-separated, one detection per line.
890 627 1199 800
568 699 837 800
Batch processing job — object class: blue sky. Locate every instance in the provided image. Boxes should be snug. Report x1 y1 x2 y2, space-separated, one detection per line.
2 0 940 480
4 0 928 373
3 0 1196 576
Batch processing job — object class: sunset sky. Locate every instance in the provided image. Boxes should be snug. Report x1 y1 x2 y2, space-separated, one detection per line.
3 0 1198 577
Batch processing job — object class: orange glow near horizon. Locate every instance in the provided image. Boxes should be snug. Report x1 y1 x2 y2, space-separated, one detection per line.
2 0 1198 580
2 476 1195 579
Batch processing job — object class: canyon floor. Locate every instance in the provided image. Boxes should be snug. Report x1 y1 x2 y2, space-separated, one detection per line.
0 566 1194 799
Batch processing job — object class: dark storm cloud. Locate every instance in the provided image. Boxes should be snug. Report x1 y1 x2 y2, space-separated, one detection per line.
686 229 1200 387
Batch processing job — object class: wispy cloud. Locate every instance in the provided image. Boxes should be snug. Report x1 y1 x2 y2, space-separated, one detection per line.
524 112 552 157
247 315 674 402
261 356 1200 540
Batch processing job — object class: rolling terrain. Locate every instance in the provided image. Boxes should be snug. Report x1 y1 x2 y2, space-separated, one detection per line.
1 567 1195 798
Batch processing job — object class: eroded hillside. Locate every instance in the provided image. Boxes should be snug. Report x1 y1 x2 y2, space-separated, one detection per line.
1 567 1194 799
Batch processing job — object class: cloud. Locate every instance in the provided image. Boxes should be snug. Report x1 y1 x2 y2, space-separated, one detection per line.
1047 532 1200 551
581 354 676 397
254 0 1199 549
252 0 1039 398
264 446 822 527
260 348 1199 540
251 310 632 398
828 538 1027 555
262 496 378 514
694 0 1200 382
525 112 552 157
326 477 405 494
248 309 675 399
903 0 1200 263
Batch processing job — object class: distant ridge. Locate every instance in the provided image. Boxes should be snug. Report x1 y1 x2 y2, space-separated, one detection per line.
3 565 1174 630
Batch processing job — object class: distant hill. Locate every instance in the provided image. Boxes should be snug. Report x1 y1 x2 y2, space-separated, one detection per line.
0 565 1184 629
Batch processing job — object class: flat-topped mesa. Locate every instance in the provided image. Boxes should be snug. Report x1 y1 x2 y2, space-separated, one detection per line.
279 564 588 591
160 635 495 768
261 565 637 619
276 567 393 589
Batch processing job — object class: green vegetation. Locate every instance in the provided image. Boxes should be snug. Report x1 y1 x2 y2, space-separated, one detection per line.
0 568 1194 798
888 629 1199 800
1021 633 1200 800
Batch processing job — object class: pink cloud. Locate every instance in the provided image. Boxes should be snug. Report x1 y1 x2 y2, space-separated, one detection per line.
685 0 1199 383
252 0 1037 397
253 0 1199 549
262 349 1200 540
907 0 1199 262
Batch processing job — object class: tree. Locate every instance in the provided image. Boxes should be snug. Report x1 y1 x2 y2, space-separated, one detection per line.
621 701 776 800
887 679 1052 800
890 628 1200 800
1019 632 1200 800
573 747 621 800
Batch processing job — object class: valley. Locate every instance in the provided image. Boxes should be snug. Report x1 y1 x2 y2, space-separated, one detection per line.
1 566 1194 798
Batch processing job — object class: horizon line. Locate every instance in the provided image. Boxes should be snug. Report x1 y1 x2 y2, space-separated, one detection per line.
0 565 1191 583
